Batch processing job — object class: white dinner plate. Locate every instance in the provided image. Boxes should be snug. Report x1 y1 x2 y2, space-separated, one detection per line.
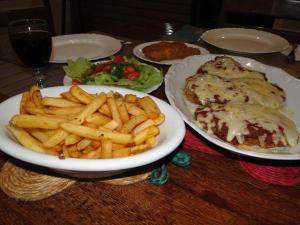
165 54 300 160
62 60 163 94
201 28 290 54
50 34 122 63
133 41 210 65
0 85 185 176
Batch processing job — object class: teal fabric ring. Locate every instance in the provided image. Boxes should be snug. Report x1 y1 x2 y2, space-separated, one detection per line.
171 150 191 168
149 164 169 185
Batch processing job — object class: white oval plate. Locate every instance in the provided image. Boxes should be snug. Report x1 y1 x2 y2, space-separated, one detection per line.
0 85 185 172
201 28 290 54
165 54 300 160
133 41 210 65
50 34 122 63
63 60 163 93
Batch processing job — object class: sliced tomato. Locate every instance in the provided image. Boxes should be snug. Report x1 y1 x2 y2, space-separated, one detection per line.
127 71 139 80
125 65 135 73
72 79 81 85
95 64 104 72
114 55 125 63
103 64 111 71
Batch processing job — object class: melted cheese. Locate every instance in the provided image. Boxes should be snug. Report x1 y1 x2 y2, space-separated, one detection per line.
200 56 265 80
196 103 299 147
192 74 285 108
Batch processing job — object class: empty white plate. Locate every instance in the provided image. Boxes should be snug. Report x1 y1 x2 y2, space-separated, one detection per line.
50 33 122 63
201 28 289 54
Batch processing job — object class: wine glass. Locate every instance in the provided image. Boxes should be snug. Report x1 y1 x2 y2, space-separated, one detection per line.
8 19 52 88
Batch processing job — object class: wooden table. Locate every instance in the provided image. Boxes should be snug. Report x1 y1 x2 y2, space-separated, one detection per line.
0 26 300 225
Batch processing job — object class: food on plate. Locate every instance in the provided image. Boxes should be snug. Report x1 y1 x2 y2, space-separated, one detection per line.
199 55 266 80
142 41 201 61
7 85 165 159
63 55 163 92
194 103 299 149
184 73 285 108
183 55 299 150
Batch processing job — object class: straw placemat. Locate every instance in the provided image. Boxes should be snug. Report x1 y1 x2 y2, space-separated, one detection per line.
0 161 76 201
0 160 150 201
102 172 150 185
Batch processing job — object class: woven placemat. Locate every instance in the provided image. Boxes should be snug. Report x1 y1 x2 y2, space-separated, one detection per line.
0 160 150 201
102 172 150 185
0 161 76 201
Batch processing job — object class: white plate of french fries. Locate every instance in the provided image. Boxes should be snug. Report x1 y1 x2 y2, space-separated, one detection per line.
0 85 185 178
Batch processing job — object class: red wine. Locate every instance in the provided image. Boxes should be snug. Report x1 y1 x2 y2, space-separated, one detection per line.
9 30 52 68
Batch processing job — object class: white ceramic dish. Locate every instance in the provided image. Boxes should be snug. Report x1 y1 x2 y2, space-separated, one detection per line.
63 61 163 94
201 28 290 54
133 41 210 65
165 54 300 160
0 86 186 178
50 34 122 63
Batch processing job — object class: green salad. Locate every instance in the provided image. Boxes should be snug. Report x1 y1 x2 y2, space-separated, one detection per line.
63 55 163 92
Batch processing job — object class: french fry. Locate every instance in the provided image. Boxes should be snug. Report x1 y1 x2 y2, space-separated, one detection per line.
146 136 157 148
126 103 146 116
152 113 165 125
81 147 101 159
91 140 101 149
124 94 137 103
24 104 45 115
64 134 82 145
44 106 85 115
43 129 69 148
27 128 50 142
72 93 106 124
86 112 111 126
63 144 79 158
120 114 148 133
117 100 130 123
112 147 131 158
20 91 30 114
6 125 46 153
30 86 43 108
130 143 150 155
132 119 155 135
101 139 113 158
138 96 161 119
10 114 66 129
42 97 83 107
133 126 160 145
60 91 81 103
107 96 123 129
60 122 132 144
70 85 94 104
103 120 119 130
77 138 92 151
98 103 111 117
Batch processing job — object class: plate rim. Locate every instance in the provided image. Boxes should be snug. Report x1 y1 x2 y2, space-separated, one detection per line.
164 53 300 160
50 33 122 63
201 27 290 54
133 40 210 65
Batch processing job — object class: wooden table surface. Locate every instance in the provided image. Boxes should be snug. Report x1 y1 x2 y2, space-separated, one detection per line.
0 25 300 225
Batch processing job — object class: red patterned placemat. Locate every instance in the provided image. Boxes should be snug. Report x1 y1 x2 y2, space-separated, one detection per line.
239 161 300 186
184 129 221 156
184 129 300 186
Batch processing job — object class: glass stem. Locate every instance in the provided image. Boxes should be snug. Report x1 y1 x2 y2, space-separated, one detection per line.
33 68 45 88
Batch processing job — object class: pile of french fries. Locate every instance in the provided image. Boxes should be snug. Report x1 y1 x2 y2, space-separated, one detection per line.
7 85 165 159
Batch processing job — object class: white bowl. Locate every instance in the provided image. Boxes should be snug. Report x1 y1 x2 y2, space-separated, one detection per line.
0 85 186 178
